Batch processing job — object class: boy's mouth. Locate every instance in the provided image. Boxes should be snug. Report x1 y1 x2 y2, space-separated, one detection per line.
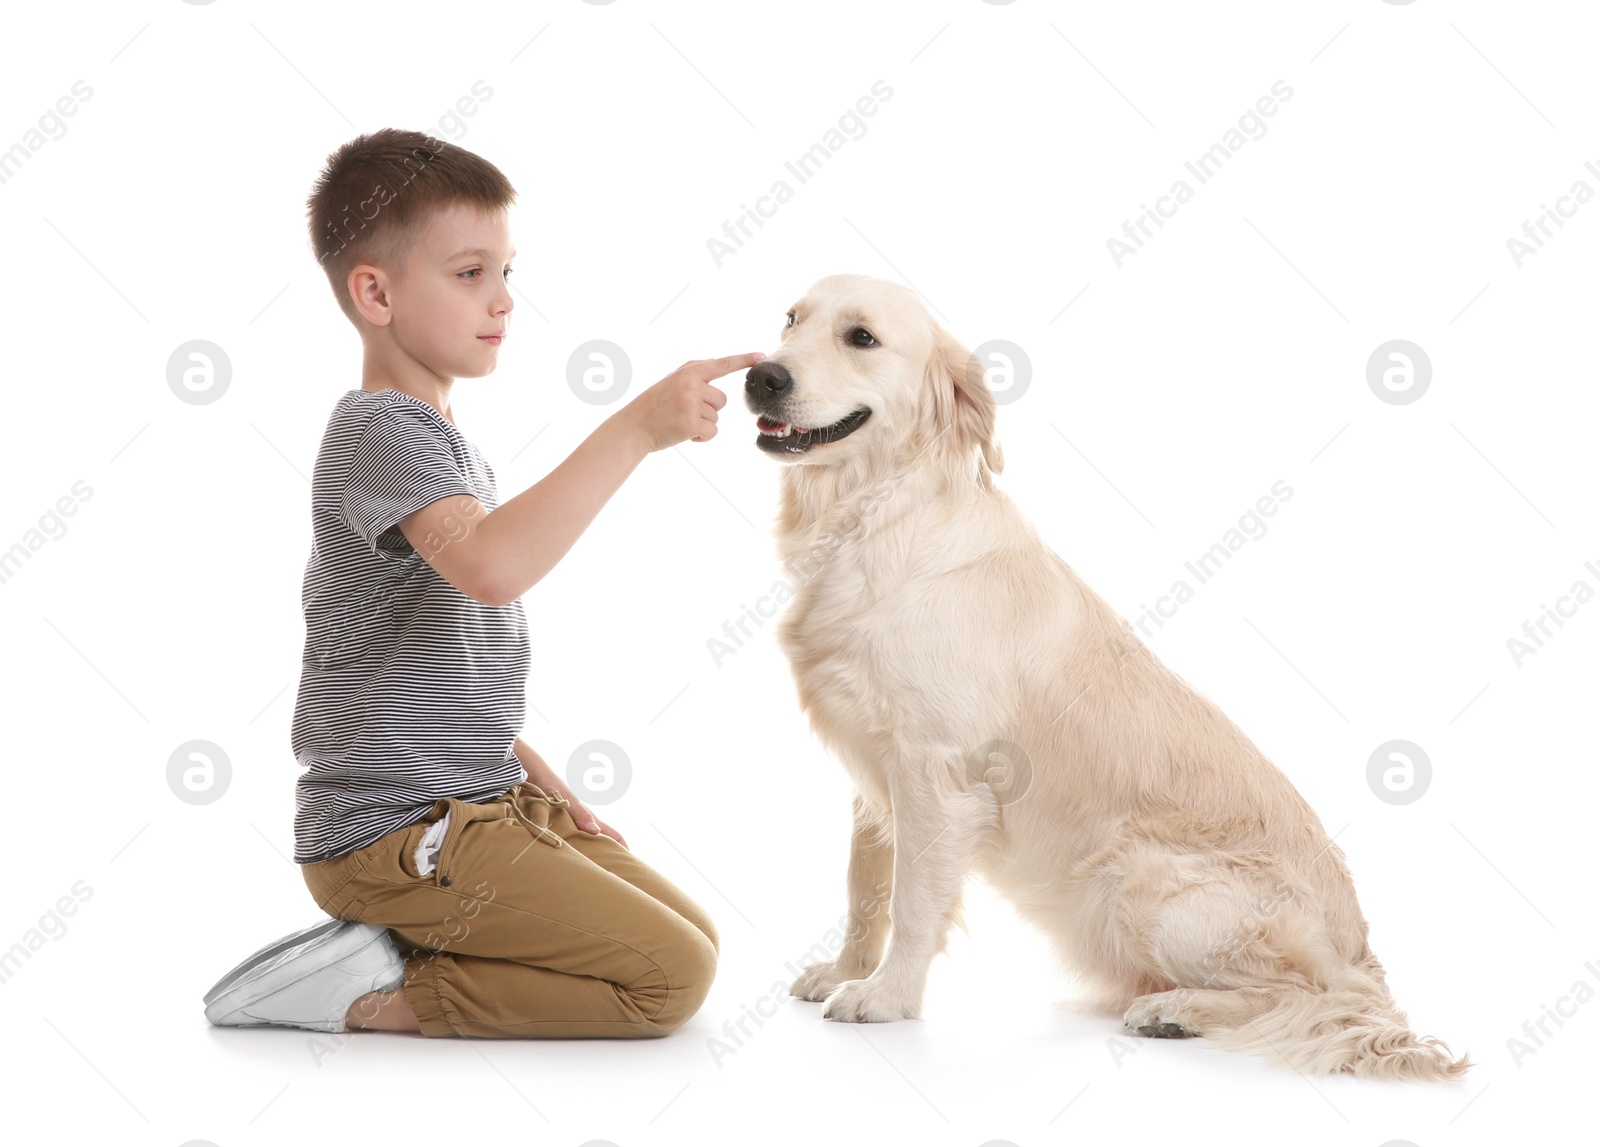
478 333 505 346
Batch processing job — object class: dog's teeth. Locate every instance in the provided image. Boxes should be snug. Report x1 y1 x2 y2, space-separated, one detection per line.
759 419 813 440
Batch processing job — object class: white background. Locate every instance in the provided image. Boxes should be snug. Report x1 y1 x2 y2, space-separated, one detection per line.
1 1 1595 1144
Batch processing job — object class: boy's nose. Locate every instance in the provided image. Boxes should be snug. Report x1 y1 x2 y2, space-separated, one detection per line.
746 360 792 398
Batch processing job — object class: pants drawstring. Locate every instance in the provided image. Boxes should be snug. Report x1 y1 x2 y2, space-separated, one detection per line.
502 783 564 849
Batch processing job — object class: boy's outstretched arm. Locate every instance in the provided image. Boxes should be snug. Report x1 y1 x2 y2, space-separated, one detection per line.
398 352 763 606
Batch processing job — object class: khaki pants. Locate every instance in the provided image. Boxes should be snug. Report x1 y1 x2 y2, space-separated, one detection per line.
301 782 718 1038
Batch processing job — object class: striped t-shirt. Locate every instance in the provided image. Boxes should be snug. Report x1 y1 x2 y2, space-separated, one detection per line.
291 388 531 864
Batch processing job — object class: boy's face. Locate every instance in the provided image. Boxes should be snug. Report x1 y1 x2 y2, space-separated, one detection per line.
364 201 514 380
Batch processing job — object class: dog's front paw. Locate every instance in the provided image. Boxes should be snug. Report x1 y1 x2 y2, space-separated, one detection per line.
820 977 920 1023
789 959 872 1002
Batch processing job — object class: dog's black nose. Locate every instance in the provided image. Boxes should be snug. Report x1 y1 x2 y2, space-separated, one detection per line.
746 360 793 398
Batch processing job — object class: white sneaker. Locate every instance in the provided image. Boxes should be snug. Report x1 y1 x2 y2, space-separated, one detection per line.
203 918 406 1033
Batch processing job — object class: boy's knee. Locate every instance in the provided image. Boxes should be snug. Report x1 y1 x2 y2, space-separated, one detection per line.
672 892 719 957
695 910 721 958
645 927 718 1035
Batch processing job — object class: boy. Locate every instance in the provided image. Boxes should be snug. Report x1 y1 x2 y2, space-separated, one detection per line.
202 128 763 1038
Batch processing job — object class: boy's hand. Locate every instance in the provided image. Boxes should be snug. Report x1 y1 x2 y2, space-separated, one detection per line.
522 774 628 849
515 740 629 848
565 796 627 850
628 352 766 452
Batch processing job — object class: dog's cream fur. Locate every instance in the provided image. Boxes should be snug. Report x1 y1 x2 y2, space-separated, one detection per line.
745 274 1469 1081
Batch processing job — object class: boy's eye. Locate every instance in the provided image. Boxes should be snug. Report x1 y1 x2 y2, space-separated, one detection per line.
459 267 514 281
785 311 796 327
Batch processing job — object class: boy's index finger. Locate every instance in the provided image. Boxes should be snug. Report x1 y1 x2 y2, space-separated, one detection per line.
696 351 766 380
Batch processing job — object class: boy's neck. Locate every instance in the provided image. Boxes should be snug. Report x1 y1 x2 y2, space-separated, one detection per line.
360 374 456 427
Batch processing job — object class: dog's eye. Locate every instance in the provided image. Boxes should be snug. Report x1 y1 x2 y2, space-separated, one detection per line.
848 328 877 348
785 311 796 327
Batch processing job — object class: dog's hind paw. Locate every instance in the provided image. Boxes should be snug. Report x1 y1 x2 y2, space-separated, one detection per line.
1135 1022 1194 1039
1123 992 1200 1039
820 977 919 1023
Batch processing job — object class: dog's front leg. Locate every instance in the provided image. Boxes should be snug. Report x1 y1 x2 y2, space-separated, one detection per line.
790 792 894 1001
822 758 995 1023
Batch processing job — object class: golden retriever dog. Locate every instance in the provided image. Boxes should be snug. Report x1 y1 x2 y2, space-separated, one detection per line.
742 273 1469 1081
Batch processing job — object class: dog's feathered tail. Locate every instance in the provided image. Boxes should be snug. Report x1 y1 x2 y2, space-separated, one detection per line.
1208 972 1471 1082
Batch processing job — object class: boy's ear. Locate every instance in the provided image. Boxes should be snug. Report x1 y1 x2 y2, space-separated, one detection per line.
924 324 1004 478
348 264 395 327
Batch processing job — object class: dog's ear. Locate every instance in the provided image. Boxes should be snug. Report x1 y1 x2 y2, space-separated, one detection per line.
925 324 1004 479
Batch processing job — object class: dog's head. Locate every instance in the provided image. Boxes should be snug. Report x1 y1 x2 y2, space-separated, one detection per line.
743 274 1002 477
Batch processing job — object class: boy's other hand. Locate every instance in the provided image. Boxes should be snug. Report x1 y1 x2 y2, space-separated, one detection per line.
518 763 629 849
628 352 765 453
565 796 627 850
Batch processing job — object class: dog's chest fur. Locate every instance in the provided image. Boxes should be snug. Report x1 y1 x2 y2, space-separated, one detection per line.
772 518 908 802
770 474 988 808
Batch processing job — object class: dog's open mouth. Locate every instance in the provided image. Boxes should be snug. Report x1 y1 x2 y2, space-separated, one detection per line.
754 408 871 454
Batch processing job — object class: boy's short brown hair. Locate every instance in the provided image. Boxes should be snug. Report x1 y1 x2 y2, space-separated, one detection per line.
305 127 517 328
